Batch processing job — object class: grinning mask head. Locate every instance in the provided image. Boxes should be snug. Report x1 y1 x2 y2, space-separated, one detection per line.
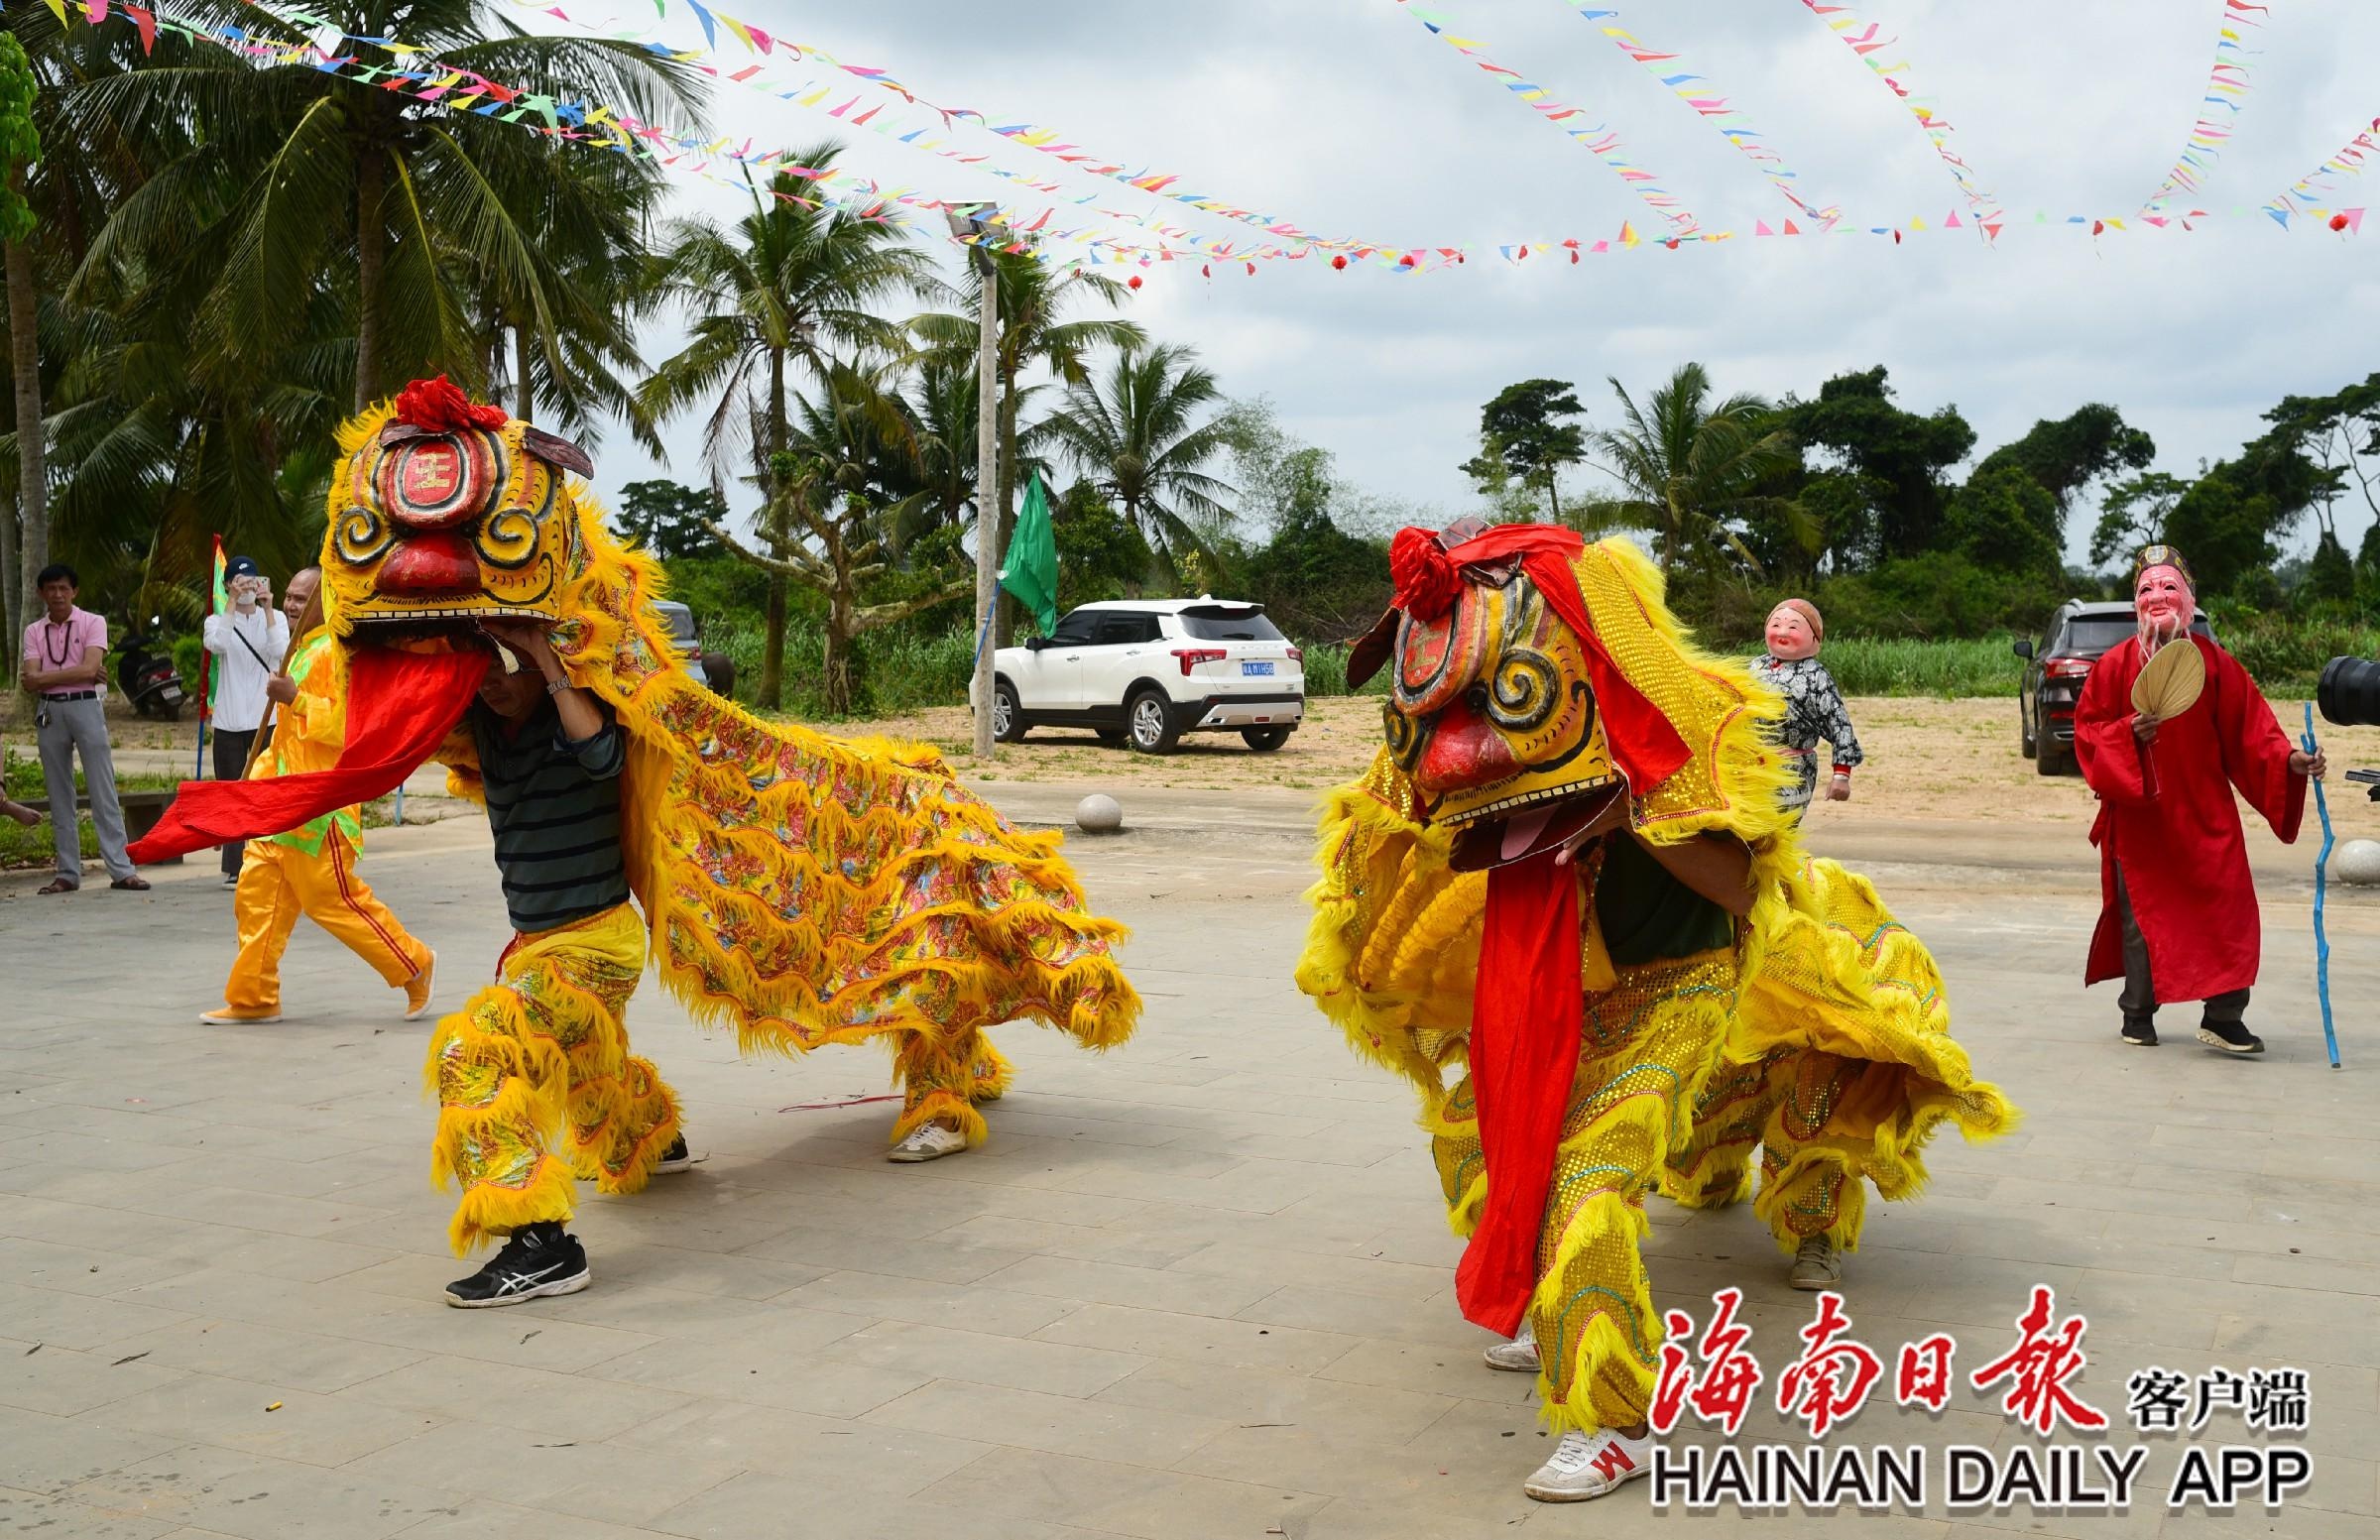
2131 545 2196 657
324 377 595 639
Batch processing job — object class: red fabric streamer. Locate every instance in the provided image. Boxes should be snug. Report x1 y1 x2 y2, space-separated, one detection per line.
1456 850 1586 1337
393 375 509 433
128 649 486 865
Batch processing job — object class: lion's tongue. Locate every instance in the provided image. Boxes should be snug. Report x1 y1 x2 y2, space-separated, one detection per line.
127 648 485 866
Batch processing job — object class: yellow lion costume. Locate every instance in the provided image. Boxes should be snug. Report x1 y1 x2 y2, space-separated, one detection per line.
1297 522 2012 1458
138 379 1137 1253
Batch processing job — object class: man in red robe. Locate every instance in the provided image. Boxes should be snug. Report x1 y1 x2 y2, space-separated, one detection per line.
2074 545 2325 1054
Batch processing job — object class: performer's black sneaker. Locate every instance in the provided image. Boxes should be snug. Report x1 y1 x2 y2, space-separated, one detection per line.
2120 1018 2158 1047
654 1133 705 1174
2196 1021 2265 1055
443 1222 589 1308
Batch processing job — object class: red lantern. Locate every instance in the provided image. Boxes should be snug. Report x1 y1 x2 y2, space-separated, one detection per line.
1892 230 1902 245
1245 262 1255 275
1201 264 1211 278
2091 219 2104 236
1665 238 1680 250
1128 275 1142 291
2330 212 2351 232
1332 254 1349 271
1569 249 1579 264
1399 253 1416 268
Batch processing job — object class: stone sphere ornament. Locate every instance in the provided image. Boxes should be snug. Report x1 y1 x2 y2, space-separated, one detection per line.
1075 794 1125 835
2333 838 2380 887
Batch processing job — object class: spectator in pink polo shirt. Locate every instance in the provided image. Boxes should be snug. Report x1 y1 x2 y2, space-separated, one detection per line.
18 563 146 893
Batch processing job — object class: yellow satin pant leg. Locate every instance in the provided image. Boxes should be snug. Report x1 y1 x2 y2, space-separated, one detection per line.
1533 951 1741 1436
425 904 680 1254
223 841 307 1012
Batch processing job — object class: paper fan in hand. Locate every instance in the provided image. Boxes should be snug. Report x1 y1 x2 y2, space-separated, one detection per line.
2131 638 2205 719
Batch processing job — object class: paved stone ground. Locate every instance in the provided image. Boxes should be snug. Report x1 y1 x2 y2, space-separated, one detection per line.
2 784 2376 1539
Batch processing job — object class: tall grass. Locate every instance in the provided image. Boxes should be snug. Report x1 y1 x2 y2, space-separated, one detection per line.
1813 637 2023 699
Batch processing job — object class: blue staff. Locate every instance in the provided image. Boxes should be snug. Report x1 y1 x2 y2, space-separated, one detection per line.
2301 703 2340 1069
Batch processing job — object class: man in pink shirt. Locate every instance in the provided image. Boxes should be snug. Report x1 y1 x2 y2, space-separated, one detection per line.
18 563 147 893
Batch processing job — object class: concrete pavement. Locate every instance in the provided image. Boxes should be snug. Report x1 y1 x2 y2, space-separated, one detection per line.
1 788 2376 1538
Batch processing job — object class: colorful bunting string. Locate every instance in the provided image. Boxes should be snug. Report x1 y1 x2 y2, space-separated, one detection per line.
1550 2 1843 227
2264 116 2379 225
2141 0 2270 212
1395 0 1703 241
1799 0 2002 239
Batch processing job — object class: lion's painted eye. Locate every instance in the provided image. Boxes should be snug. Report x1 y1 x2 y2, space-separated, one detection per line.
1384 702 1424 770
333 505 393 566
478 506 541 570
1485 648 1558 732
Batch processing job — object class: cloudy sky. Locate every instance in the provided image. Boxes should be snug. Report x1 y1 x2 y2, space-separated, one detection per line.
570 0 2380 568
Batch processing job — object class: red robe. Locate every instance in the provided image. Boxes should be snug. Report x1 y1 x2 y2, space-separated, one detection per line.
2073 635 2306 1002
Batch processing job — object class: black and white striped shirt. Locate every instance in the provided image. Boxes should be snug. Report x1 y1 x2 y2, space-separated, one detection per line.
470 698 631 934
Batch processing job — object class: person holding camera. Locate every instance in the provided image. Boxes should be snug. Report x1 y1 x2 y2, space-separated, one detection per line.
2073 545 2325 1055
202 556 291 886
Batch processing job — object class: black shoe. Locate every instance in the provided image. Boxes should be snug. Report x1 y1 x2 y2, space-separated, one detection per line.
443 1221 589 1308
2196 1021 2265 1055
654 1132 704 1174
2120 1018 2158 1047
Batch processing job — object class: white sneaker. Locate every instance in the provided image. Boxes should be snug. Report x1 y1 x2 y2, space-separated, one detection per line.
1524 1427 1653 1502
1789 1235 1843 1291
1483 1321 1541 1373
888 1122 969 1163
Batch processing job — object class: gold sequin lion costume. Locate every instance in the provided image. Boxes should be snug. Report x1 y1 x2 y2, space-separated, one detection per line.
138 378 1137 1248
1297 520 2013 1437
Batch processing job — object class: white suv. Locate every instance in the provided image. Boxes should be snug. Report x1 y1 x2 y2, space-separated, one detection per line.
991 600 1305 754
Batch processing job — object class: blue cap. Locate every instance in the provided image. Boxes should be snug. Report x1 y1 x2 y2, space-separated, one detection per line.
225 555 263 580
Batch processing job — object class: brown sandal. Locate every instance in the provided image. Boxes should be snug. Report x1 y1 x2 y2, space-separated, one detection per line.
37 878 77 895
110 877 153 891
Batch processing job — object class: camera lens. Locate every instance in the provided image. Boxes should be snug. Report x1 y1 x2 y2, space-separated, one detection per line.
2317 656 2380 728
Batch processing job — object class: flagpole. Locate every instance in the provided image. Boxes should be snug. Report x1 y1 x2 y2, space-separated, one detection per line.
953 208 1001 763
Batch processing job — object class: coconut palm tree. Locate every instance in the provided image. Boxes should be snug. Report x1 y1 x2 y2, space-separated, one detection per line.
1593 361 1797 575
1041 342 1237 578
911 254 1142 580
66 0 704 412
641 148 936 708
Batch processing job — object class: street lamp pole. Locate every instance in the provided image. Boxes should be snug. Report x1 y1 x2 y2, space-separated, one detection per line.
951 208 1001 762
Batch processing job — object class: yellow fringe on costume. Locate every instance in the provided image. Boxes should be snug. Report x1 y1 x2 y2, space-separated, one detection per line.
326 404 1140 1149
1296 536 2016 1434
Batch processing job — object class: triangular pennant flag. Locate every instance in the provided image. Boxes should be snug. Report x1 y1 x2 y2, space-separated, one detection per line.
2348 208 2368 232
1755 219 1774 236
1781 218 1800 236
1944 210 1963 228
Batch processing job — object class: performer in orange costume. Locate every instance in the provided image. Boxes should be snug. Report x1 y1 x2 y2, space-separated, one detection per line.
203 567 436 1026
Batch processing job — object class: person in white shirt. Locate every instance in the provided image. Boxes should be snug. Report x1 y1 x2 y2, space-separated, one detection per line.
201 555 290 885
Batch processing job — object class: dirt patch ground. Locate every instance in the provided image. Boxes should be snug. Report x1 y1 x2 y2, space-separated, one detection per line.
12 692 2380 827
854 695 2380 825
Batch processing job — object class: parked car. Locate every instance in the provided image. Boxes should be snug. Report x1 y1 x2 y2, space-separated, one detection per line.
2013 600 2211 775
990 599 1305 754
653 600 734 696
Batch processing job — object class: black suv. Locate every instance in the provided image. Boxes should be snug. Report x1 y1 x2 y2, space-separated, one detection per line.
2013 601 2211 775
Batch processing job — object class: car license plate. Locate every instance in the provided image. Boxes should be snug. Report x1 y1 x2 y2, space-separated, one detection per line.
1243 660 1275 677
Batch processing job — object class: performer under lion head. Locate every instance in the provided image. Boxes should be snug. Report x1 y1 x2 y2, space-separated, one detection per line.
137 378 1139 1305
1299 519 2014 1502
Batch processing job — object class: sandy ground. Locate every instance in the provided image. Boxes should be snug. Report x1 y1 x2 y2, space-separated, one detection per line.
13 692 2380 828
849 695 2380 825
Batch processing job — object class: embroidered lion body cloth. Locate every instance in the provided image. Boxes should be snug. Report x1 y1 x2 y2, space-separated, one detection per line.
134 385 1138 1143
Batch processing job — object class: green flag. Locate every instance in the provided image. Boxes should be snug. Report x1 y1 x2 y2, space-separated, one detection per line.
1000 471 1061 635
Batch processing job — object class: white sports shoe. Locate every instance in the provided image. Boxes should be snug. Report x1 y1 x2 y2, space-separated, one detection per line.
1524 1427 1654 1502
1483 1321 1541 1373
1789 1235 1843 1291
888 1122 969 1163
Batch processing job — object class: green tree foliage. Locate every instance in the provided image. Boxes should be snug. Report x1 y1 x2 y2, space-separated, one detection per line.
1049 480 1152 612
1969 403 2154 554
2307 530 2355 604
2090 471 2192 568
613 479 726 560
1780 367 1974 560
1042 342 1238 578
2164 432 2329 596
1594 361 1797 575
1942 463 2062 573
1458 378 1587 523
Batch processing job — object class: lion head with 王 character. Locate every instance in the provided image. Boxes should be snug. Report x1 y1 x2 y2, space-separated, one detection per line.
322 375 596 639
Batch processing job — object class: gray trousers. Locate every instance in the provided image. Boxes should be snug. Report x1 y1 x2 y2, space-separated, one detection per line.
211 727 258 876
2114 864 2247 1025
36 696 135 884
